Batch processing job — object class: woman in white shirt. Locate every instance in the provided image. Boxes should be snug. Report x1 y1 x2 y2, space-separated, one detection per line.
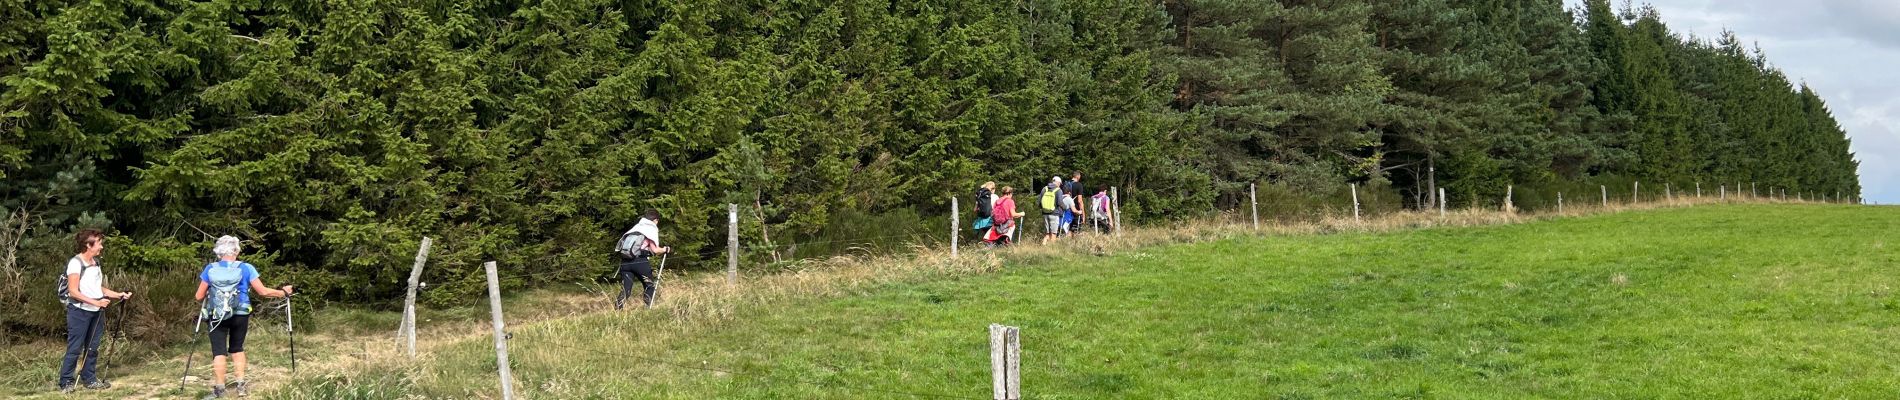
58 229 130 393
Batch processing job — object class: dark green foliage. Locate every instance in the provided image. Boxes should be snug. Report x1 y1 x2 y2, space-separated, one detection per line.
0 0 1860 323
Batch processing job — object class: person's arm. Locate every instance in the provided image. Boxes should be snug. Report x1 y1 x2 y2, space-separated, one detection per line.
195 281 209 301
102 287 129 300
250 278 292 298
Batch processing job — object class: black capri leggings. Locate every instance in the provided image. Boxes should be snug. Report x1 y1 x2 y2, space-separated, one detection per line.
616 257 656 309
208 314 251 357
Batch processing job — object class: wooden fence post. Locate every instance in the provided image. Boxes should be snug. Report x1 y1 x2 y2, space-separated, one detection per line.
1111 187 1123 237
728 204 738 286
951 196 960 259
484 261 515 400
990 324 1022 400
399 237 432 358
1633 181 1640 204
1558 192 1564 213
1350 183 1361 222
1438 188 1446 217
1601 185 1607 207
1250 183 1259 231
1504 185 1514 213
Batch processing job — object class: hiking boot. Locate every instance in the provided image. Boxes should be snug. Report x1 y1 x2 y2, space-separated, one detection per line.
57 383 76 394
84 380 111 390
233 380 249 397
201 387 225 399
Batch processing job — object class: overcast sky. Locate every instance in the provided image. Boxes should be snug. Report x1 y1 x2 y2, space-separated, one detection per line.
1561 0 1899 203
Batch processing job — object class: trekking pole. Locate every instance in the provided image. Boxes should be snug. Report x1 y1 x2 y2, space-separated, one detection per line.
100 293 129 381
180 299 205 391
286 291 297 373
653 252 668 304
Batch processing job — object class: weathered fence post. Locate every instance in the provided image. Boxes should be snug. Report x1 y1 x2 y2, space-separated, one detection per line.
1633 181 1640 204
484 261 514 400
728 204 738 286
1558 192 1564 213
1250 183 1259 231
1351 183 1361 222
1696 182 1701 198
1504 185 1514 213
990 324 1022 400
1721 185 1726 201
1112 187 1123 237
1438 187 1447 217
1601 185 1608 207
951 196 959 259
399 237 432 358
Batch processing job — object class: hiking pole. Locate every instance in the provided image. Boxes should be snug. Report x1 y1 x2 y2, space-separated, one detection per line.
285 291 297 373
100 293 129 382
652 252 668 305
180 299 205 391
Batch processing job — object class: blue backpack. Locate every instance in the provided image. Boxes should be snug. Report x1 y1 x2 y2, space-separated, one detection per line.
202 261 249 322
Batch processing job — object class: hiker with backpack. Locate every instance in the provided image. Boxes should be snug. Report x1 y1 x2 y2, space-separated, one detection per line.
194 235 293 398
984 186 1023 246
614 209 672 310
1040 177 1064 243
57 229 131 393
1090 186 1114 234
972 182 996 239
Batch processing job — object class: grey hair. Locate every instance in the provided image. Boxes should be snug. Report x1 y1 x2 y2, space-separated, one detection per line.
213 235 242 257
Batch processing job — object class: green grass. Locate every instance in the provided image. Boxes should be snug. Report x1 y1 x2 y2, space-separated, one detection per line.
319 204 1900 399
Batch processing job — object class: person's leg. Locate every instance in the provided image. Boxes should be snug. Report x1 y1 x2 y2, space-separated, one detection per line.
208 322 230 389
630 259 657 307
58 307 87 388
615 265 635 310
227 316 249 383
79 310 103 384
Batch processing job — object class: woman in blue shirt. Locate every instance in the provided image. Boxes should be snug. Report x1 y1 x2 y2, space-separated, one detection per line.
194 235 292 398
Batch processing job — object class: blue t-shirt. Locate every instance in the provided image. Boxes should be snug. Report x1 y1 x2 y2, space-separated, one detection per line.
200 261 260 315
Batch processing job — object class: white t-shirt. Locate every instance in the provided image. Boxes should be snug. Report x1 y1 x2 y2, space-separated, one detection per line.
65 256 104 312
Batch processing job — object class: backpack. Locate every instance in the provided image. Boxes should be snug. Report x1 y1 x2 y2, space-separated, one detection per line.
973 188 994 219
202 261 249 322
1091 193 1112 218
1058 190 1075 211
55 256 92 307
615 231 652 259
1040 187 1059 213
55 272 73 307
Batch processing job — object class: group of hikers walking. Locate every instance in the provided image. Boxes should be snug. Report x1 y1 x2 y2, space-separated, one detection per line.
47 178 1097 396
972 171 1115 247
55 230 294 398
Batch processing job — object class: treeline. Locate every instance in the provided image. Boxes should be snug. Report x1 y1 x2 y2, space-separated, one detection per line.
0 0 1859 317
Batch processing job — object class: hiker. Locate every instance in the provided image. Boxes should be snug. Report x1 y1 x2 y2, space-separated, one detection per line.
972 182 996 238
1091 186 1115 234
985 186 1023 246
195 235 293 398
58 229 130 393
615 209 672 310
1065 171 1085 234
1041 177 1063 243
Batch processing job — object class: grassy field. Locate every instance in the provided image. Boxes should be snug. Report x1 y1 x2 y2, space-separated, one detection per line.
8 202 1895 399
257 203 1899 399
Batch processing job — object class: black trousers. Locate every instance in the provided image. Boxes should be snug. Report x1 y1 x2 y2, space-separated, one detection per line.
616 257 656 309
